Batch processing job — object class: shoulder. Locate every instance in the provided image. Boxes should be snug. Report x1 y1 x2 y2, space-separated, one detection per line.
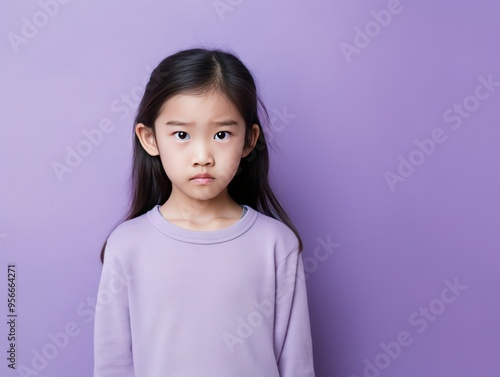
104 211 153 258
252 209 300 262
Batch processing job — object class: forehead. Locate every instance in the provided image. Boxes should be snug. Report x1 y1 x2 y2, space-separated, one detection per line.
157 90 241 119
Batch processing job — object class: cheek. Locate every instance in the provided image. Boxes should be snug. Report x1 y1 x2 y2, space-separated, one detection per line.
222 150 244 175
156 143 179 174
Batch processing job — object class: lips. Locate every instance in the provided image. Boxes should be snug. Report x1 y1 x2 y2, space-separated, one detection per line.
191 173 213 180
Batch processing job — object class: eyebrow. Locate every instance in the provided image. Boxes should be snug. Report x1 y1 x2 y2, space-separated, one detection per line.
165 120 239 126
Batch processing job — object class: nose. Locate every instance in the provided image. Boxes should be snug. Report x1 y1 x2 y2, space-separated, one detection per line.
192 139 214 167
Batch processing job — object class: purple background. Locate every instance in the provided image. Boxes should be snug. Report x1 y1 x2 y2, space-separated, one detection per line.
1 1 499 376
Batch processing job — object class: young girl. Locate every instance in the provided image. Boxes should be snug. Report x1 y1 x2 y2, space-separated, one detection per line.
93 47 315 377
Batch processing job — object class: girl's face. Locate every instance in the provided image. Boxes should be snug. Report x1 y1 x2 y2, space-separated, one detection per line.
135 90 259 205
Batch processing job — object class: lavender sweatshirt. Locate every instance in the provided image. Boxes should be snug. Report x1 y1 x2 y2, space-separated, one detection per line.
93 204 315 377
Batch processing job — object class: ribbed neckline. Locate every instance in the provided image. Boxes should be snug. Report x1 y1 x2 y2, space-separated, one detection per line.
146 204 258 244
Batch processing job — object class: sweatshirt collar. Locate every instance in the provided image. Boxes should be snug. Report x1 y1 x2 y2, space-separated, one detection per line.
146 204 258 244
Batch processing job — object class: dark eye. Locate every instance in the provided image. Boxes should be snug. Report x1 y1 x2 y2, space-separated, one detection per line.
174 131 190 140
215 131 230 140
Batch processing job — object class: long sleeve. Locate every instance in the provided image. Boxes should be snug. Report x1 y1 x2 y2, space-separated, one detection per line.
274 247 316 376
93 239 134 377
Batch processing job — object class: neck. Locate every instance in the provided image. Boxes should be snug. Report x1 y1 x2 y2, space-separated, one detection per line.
160 188 241 222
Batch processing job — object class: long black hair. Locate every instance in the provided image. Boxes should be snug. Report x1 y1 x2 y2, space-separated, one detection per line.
100 47 303 262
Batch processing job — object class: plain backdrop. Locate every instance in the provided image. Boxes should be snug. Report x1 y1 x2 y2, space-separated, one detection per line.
1 1 499 376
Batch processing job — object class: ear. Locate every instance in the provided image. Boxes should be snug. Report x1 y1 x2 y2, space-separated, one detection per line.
242 124 260 158
135 123 159 156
